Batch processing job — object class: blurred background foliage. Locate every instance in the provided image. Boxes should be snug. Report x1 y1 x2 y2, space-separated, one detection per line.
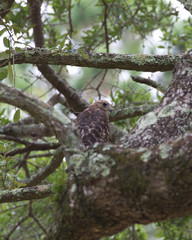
0 0 192 239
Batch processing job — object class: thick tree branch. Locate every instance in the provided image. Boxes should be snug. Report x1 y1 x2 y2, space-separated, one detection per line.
0 83 73 143
0 0 14 18
37 64 89 113
177 0 192 14
126 50 192 148
109 104 158 121
45 51 192 240
0 185 53 204
27 0 44 47
47 133 192 240
0 48 181 72
1 123 53 138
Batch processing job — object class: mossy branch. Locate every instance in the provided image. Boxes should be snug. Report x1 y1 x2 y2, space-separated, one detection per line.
0 185 53 203
0 48 182 72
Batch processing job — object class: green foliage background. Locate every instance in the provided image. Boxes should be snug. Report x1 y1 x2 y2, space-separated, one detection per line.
0 0 192 239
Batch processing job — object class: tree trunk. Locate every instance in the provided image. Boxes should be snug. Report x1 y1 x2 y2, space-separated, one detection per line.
47 51 192 239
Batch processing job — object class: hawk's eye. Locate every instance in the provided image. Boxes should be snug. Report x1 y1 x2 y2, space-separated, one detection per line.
103 102 107 107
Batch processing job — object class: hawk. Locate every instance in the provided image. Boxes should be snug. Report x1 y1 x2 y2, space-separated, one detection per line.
76 100 113 147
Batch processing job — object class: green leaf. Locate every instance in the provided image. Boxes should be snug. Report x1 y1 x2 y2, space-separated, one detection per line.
15 181 27 188
0 28 6 36
13 109 20 123
15 47 24 53
3 37 9 48
0 68 8 81
8 61 13 84
78 48 89 59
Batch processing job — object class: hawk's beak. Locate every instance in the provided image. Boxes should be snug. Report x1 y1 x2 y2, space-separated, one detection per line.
107 105 113 112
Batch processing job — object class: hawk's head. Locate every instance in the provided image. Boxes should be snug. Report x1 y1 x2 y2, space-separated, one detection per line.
91 100 113 112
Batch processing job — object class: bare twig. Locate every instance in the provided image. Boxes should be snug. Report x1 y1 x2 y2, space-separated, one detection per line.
0 134 31 145
68 0 73 36
5 142 60 157
18 151 31 178
131 75 167 94
101 0 109 53
96 69 108 99
28 152 54 159
28 201 48 235
24 145 65 187
6 215 29 239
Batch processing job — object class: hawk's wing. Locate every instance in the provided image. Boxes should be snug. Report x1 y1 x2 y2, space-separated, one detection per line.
76 107 109 147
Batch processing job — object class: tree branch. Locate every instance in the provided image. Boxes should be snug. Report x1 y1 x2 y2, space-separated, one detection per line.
37 64 89 113
0 185 53 204
101 0 109 53
47 133 192 240
126 50 192 148
0 83 72 143
0 48 182 72
26 0 89 113
0 0 14 18
1 123 54 138
5 142 60 157
177 0 192 14
109 104 158 121
131 75 167 94
25 145 66 187
27 0 44 48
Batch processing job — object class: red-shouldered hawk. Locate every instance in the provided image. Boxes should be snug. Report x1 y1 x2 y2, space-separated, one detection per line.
76 100 113 147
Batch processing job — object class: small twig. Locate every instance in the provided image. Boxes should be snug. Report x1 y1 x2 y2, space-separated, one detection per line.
47 93 66 106
101 0 109 53
68 0 73 36
6 215 29 239
24 145 65 187
28 201 48 235
0 134 31 145
96 69 108 99
28 152 54 159
5 142 60 157
18 151 31 178
80 70 103 93
131 75 166 94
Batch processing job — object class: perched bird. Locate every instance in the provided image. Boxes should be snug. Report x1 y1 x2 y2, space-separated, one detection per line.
76 100 113 147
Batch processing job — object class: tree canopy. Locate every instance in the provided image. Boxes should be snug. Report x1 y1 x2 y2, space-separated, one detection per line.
0 0 192 239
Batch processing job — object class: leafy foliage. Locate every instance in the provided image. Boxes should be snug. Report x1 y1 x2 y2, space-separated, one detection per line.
0 0 192 239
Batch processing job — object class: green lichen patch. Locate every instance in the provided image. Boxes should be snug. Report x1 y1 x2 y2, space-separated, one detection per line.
140 150 152 163
138 112 158 130
88 153 115 178
69 153 86 173
159 144 173 159
158 101 177 118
